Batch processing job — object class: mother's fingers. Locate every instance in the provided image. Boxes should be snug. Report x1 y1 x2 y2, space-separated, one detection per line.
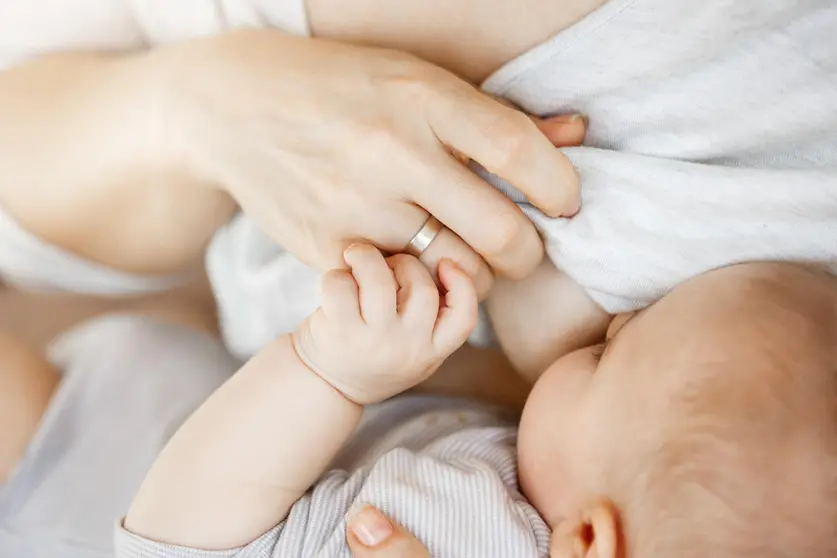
365 203 493 300
427 82 580 219
416 156 545 280
488 93 588 149
416 225 493 300
347 506 431 558
445 113 585 165
420 112 584 284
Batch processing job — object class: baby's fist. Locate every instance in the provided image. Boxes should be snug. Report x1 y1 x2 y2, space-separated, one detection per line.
292 244 477 404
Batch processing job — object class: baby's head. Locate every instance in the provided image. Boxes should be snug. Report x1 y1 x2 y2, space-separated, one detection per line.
518 262 837 557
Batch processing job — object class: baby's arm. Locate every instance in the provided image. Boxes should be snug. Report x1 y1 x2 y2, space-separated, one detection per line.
124 335 361 550
123 245 477 552
485 258 611 383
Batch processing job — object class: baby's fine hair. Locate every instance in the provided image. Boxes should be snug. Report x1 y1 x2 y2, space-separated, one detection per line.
618 268 837 558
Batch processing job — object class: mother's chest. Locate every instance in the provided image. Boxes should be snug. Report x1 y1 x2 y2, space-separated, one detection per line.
307 0 608 82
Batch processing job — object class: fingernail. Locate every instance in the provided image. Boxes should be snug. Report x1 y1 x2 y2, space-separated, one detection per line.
550 113 588 125
438 259 461 281
349 506 393 547
343 244 360 261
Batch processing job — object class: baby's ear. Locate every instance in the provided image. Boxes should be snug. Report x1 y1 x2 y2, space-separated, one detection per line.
549 499 621 558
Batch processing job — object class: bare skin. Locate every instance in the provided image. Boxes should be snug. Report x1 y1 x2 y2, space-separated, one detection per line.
308 0 607 82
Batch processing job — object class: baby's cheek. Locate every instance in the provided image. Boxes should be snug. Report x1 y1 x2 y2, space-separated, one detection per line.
519 352 598 522
518 410 572 524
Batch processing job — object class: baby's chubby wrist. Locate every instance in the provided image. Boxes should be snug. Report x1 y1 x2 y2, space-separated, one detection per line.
286 333 367 408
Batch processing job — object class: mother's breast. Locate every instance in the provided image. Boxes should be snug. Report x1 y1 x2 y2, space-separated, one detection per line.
307 0 607 83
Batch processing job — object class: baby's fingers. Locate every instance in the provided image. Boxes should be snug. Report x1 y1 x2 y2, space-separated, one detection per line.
321 269 361 322
432 260 478 355
388 254 439 329
345 244 397 324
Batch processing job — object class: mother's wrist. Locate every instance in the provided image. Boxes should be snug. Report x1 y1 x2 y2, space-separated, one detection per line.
138 45 217 190
144 29 304 193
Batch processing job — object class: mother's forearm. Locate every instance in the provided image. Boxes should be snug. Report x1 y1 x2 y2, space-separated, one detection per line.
0 51 235 275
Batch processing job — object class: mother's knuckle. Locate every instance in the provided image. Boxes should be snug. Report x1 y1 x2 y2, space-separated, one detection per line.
386 253 412 270
356 120 400 151
484 210 525 257
378 64 443 106
395 75 438 105
488 116 536 171
452 252 482 277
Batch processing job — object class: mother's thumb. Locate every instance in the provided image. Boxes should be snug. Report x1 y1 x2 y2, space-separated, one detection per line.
347 505 431 558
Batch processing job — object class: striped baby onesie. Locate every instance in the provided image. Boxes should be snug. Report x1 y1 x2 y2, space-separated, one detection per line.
114 396 550 558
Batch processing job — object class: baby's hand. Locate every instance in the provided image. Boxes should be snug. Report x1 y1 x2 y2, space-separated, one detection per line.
292 244 477 404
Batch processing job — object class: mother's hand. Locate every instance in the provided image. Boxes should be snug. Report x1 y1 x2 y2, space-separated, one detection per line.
347 505 430 558
159 29 583 297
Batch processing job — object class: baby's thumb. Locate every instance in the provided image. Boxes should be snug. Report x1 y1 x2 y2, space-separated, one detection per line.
347 505 431 558
432 260 478 355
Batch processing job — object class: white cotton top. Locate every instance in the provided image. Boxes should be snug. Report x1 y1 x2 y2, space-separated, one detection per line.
0 1 308 71
479 0 837 311
205 0 837 356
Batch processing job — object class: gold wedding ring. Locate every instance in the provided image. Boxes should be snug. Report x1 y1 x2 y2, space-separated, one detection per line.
405 215 443 258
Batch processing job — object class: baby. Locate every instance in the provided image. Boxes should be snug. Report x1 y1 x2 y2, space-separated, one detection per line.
117 249 837 558
515 261 837 556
